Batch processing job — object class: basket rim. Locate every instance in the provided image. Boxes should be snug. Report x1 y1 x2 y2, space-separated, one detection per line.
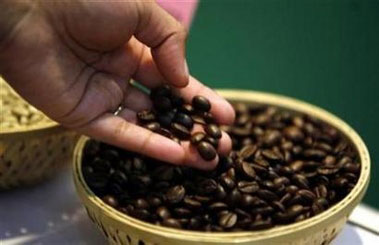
73 89 370 242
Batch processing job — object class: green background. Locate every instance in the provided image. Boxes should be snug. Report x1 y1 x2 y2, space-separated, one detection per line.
187 0 379 208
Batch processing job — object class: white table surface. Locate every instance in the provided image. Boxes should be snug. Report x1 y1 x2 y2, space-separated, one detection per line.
0 167 378 245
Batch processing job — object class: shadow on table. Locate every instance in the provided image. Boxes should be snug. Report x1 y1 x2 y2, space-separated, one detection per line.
333 224 363 245
0 167 106 245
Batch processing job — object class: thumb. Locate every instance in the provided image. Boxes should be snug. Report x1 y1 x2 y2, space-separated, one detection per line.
134 2 189 88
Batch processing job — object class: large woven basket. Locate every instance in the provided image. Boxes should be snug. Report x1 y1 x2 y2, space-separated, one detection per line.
73 90 370 245
0 78 78 190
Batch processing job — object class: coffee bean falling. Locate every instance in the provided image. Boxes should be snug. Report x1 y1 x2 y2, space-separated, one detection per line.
137 86 220 161
83 100 361 232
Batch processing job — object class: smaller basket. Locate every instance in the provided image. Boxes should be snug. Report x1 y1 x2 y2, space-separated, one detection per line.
0 77 78 189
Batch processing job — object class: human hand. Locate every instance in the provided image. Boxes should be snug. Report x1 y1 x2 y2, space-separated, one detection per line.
0 0 235 169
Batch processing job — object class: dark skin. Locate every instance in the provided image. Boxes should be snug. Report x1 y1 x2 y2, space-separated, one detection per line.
0 0 235 170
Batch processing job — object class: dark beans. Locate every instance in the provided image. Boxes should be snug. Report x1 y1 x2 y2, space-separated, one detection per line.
137 110 155 122
102 195 118 208
237 181 259 193
205 124 222 139
171 123 191 140
162 218 182 229
153 96 172 112
197 141 217 161
192 96 211 112
166 185 186 204
174 112 194 129
219 212 237 228
190 132 206 145
237 161 256 179
84 98 361 232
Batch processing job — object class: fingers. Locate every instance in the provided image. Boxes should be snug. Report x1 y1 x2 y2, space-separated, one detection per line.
134 1 189 88
80 113 186 164
174 76 236 125
79 112 231 170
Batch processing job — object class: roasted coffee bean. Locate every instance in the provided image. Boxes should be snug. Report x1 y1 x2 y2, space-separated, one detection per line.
274 177 290 188
227 188 242 206
297 189 316 203
237 181 259 193
171 123 191 140
144 122 160 132
197 141 217 161
303 149 326 160
263 130 282 146
209 202 228 212
162 218 182 229
205 124 222 139
240 194 258 207
237 161 256 179
271 201 286 212
194 195 211 203
180 104 195 115
204 135 219 148
203 112 215 124
174 208 192 217
157 111 176 128
249 219 273 230
188 217 203 229
215 184 227 200
190 132 206 145
219 212 237 228
257 189 279 202
261 180 276 191
343 162 360 173
280 193 293 204
147 196 162 207
290 160 304 172
183 197 202 209
333 177 349 188
192 96 211 112
239 145 257 160
220 175 236 189
134 198 150 209
283 126 304 142
252 206 274 216
170 94 184 107
130 209 150 221
166 185 186 204
156 206 171 219
137 109 156 122
102 195 119 208
174 112 194 129
262 149 283 162
292 174 310 189
317 167 339 175
153 95 173 112
218 156 234 172
200 179 218 194
150 85 171 99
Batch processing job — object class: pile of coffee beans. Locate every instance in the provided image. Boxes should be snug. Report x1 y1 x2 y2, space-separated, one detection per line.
82 95 361 232
0 78 50 129
137 85 220 161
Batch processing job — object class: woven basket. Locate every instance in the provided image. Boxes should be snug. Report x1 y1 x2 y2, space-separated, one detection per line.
73 90 370 245
0 78 78 190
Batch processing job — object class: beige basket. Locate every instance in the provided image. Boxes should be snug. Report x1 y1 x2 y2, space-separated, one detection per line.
73 90 370 245
0 78 78 189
